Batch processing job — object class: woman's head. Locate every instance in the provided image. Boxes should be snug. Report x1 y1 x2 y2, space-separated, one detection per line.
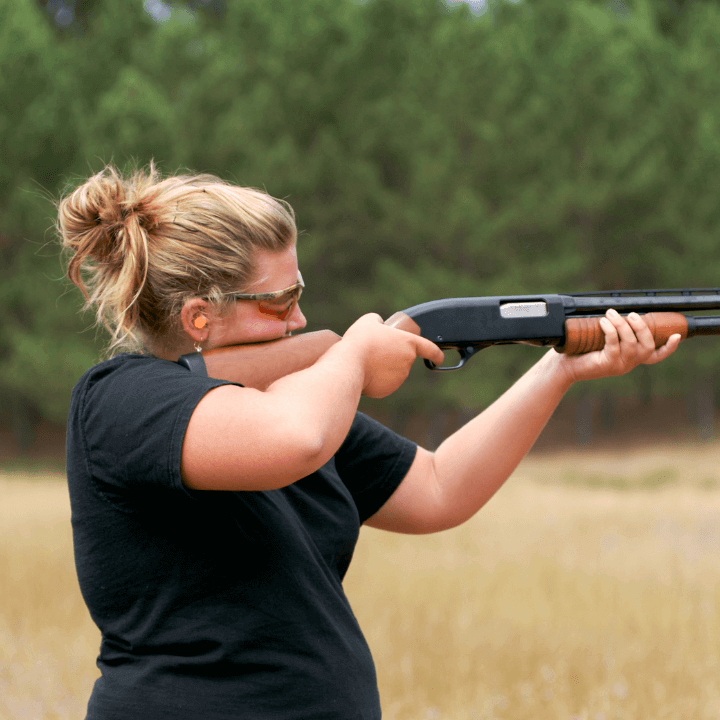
57 163 298 354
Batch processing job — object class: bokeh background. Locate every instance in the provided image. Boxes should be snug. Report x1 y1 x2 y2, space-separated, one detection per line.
4 0 720 457
3 3 720 719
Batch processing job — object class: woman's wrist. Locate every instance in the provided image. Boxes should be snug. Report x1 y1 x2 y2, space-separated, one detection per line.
309 336 368 396
539 349 578 394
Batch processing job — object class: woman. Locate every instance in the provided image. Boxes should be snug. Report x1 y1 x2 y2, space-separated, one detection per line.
58 164 679 720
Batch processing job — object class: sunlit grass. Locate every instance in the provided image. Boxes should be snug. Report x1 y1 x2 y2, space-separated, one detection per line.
0 473 99 720
347 443 720 720
2 443 720 719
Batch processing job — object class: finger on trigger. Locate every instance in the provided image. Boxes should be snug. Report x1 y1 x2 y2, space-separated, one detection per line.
417 336 445 366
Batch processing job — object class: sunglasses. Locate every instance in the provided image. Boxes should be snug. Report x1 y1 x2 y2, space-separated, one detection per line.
226 271 304 320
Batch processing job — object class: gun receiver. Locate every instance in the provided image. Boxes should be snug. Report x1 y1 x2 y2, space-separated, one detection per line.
178 289 720 387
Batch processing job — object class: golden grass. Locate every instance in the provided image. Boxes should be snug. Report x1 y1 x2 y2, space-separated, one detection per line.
0 473 99 720
347 444 720 720
2 443 720 719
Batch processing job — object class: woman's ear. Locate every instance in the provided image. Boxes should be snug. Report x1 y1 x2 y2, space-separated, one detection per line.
180 298 211 343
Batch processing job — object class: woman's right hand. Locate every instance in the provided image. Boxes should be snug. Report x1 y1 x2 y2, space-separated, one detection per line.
342 313 445 398
183 313 444 492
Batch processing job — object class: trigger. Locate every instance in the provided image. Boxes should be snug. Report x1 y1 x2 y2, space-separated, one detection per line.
424 345 477 371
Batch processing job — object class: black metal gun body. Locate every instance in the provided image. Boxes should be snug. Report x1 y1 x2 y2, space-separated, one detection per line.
394 289 720 370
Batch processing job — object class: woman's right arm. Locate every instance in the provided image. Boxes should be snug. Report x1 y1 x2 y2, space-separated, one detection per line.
181 314 444 491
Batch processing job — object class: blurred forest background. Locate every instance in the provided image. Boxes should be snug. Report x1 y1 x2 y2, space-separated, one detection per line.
2 0 720 457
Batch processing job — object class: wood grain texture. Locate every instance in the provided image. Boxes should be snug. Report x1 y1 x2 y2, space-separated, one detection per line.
560 312 688 355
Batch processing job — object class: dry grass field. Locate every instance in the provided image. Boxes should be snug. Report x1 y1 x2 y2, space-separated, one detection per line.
2 443 720 719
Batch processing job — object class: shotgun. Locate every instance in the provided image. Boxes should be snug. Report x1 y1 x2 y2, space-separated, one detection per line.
178 288 720 388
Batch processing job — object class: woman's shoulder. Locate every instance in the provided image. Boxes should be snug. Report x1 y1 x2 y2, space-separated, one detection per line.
76 353 185 387
71 354 214 415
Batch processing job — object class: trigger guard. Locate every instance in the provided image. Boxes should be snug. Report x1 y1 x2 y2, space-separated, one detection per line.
424 345 476 371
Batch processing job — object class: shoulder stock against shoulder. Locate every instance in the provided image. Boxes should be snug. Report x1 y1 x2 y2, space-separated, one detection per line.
178 330 341 390
179 313 424 387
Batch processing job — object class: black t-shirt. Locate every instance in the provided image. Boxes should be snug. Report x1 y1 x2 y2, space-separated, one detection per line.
66 354 416 720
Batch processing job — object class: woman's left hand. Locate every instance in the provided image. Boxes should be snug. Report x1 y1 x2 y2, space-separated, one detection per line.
555 308 682 386
366 308 682 535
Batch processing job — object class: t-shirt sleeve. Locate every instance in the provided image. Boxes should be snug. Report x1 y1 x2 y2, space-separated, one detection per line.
72 355 234 496
333 411 417 523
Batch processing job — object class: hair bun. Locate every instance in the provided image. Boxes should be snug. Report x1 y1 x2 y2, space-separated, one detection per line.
59 166 158 264
58 164 160 348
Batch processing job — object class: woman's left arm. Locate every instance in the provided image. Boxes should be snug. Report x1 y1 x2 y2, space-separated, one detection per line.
365 310 681 534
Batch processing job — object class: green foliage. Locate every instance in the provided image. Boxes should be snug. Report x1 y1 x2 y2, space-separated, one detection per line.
4 0 720 430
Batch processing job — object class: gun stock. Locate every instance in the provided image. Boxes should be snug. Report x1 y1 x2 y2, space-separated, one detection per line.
178 316 422 389
178 330 341 390
179 289 720 384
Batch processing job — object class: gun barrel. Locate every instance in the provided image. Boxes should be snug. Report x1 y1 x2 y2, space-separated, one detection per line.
566 291 720 315
686 315 720 338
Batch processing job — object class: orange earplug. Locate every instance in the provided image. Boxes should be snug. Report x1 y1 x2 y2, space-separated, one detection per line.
193 317 207 329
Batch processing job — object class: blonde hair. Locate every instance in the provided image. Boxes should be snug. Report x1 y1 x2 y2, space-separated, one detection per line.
57 163 296 353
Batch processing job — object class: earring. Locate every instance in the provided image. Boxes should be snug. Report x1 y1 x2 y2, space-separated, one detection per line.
194 343 203 353
193 316 207 329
